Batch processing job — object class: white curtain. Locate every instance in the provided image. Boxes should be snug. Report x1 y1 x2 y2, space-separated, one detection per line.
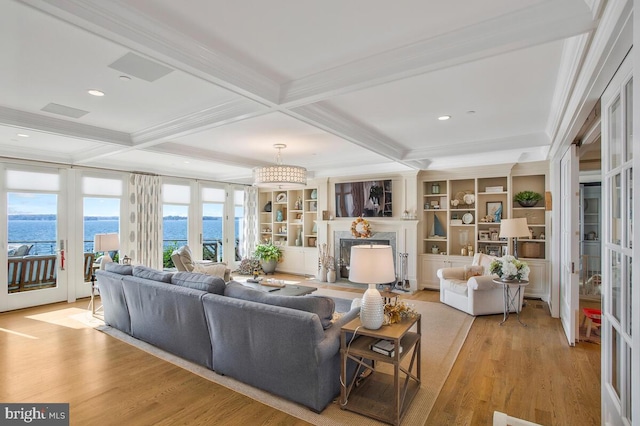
128 173 162 269
242 186 258 259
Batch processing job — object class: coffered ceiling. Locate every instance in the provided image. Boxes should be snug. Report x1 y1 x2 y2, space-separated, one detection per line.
0 0 605 184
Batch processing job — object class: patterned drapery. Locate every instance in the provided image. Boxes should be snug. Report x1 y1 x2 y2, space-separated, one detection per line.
242 186 258 260
128 173 162 269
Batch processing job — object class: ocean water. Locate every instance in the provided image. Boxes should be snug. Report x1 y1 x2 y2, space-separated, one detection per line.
8 218 240 255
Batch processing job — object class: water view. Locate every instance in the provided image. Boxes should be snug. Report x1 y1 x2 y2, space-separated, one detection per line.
8 216 241 255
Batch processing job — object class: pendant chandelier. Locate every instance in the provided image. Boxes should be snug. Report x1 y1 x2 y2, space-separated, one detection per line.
253 143 307 188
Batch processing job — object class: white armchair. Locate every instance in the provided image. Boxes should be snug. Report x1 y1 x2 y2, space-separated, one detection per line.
171 245 231 282
437 253 524 316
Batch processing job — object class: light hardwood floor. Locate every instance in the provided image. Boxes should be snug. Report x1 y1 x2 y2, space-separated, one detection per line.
0 276 600 425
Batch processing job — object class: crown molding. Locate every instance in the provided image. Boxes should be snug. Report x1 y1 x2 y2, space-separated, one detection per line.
21 0 280 104
132 99 271 145
0 106 131 145
279 1 597 106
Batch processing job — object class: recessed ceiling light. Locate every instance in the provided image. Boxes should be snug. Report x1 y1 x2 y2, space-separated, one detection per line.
183 161 190 164
17 133 29 138
88 89 105 97
438 115 451 121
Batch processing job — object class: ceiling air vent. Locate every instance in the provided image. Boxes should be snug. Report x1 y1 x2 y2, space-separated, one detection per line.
41 103 89 119
108 52 173 82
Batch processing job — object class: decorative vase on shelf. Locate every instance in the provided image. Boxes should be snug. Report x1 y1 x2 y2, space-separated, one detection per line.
360 284 384 330
327 269 336 283
310 189 317 200
276 209 283 222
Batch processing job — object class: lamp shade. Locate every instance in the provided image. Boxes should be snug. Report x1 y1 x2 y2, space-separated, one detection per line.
499 218 530 238
348 245 396 284
349 245 395 330
94 233 120 252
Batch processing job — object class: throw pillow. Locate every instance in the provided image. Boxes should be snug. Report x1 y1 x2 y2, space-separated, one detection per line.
464 265 484 280
176 245 194 271
193 262 228 279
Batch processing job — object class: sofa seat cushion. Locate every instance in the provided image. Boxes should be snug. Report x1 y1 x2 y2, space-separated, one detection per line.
441 279 469 295
224 282 335 329
133 265 173 283
171 271 225 294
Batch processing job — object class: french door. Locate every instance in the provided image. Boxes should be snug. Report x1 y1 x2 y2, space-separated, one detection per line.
559 144 579 345
2 166 68 311
601 53 634 426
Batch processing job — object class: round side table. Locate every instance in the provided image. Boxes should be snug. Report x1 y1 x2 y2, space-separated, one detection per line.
493 278 529 326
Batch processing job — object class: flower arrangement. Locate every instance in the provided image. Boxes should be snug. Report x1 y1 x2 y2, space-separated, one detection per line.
489 255 530 281
384 301 418 325
318 243 335 270
351 216 372 238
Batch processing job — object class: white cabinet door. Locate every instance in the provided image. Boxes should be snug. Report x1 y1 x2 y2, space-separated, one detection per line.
420 255 449 290
523 259 548 299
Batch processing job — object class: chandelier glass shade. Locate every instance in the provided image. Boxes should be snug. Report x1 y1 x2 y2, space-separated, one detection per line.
253 144 307 188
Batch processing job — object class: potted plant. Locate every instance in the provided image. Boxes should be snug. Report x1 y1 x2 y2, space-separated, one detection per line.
514 191 543 207
253 242 283 274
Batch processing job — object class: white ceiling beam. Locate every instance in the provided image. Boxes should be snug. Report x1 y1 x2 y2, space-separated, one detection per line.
0 106 131 146
404 132 550 160
279 1 597 107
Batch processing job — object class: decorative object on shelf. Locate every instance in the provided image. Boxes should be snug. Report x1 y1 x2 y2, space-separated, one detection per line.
310 188 317 199
433 214 446 237
349 245 395 330
493 204 502 223
514 191 543 207
463 193 475 205
276 209 283 222
327 267 337 283
489 255 530 282
308 237 317 247
499 218 530 258
294 197 302 210
431 245 439 254
486 245 501 256
312 221 318 233
485 186 504 193
462 212 474 224
431 182 440 194
351 216 372 238
487 201 503 218
383 300 418 325
263 201 272 212
276 192 287 203
451 199 459 207
253 242 283 275
479 230 490 240
295 229 302 246
458 229 470 246
253 144 307 188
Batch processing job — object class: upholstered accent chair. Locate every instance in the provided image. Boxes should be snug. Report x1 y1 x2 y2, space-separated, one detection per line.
437 252 524 316
171 245 231 281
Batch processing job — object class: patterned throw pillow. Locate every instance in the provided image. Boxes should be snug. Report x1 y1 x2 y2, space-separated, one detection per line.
193 262 228 279
464 265 484 280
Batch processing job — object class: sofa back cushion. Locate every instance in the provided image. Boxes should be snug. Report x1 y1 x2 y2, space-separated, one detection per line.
105 262 133 275
132 265 173 283
171 271 225 294
224 282 335 329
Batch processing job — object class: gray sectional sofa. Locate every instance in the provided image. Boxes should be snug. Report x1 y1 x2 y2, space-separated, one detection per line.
95 263 361 412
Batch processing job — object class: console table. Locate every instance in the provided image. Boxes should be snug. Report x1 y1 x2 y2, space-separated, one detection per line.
340 315 421 425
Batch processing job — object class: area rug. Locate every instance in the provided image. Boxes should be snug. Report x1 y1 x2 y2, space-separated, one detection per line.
97 288 474 425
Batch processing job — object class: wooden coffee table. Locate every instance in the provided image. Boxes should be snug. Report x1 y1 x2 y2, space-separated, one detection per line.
242 281 317 296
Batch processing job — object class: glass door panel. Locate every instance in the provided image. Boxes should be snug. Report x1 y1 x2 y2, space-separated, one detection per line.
163 204 188 268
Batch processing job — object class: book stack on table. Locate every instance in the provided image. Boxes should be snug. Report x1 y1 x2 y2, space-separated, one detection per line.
370 339 403 357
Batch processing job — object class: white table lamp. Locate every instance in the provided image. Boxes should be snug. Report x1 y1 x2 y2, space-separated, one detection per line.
94 233 120 269
348 245 396 329
499 218 530 258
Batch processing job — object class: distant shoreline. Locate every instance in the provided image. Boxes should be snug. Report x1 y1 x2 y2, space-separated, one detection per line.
9 215 226 220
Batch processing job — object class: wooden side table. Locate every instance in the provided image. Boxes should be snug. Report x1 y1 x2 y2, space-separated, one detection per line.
340 314 421 425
